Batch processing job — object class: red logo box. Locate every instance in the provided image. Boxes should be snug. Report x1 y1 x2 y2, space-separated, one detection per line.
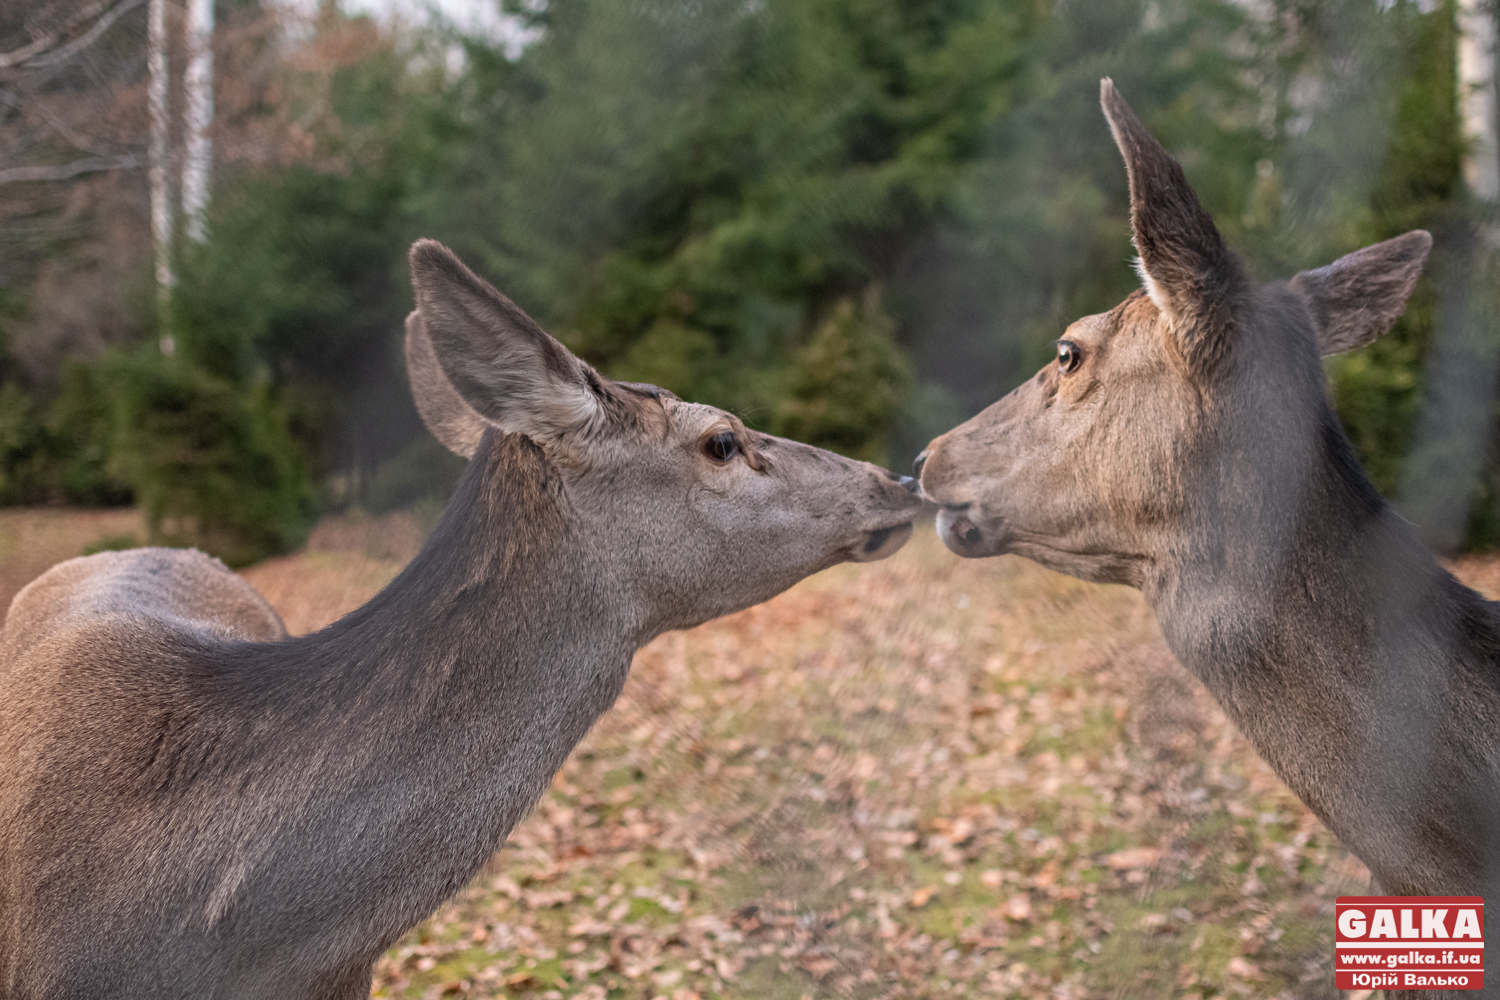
1336 896 1484 991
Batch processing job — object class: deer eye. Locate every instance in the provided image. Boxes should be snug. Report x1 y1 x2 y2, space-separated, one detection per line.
1057 340 1082 375
704 431 740 463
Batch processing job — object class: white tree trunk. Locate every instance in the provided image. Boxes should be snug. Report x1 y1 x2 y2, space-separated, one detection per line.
181 0 214 244
1399 0 1500 549
1459 0 1500 205
148 0 173 351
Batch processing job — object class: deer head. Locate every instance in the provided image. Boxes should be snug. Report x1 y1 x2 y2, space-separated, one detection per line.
917 80 1431 590
406 240 922 638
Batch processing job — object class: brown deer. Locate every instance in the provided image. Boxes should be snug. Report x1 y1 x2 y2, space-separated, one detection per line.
920 81 1500 946
0 240 922 999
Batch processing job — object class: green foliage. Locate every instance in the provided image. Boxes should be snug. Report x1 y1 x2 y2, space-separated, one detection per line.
0 364 130 507
0 382 49 505
770 292 912 464
467 0 1299 461
464 0 1004 451
50 361 134 506
105 349 317 567
0 341 315 564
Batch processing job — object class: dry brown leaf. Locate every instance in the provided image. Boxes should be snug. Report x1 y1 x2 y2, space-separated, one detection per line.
1225 956 1262 979
1105 846 1162 870
1000 894 1031 921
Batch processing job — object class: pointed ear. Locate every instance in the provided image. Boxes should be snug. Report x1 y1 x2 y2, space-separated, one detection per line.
1100 79 1247 367
405 311 488 457
1290 230 1432 356
408 239 603 444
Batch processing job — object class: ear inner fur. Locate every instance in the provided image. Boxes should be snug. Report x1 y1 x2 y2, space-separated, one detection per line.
404 311 488 458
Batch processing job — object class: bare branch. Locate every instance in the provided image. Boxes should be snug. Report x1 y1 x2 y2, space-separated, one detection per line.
0 1 110 68
0 87 113 156
1 0 147 72
0 1 110 69
0 153 138 184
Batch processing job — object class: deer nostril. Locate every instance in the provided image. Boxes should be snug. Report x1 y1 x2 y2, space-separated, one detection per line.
947 514 981 546
912 450 928 479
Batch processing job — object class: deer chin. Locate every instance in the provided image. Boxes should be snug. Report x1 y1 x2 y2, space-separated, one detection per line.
849 520 914 562
936 506 1007 559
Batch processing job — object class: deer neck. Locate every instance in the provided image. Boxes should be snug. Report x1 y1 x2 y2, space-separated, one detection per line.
240 432 639 894
310 431 635 702
1141 410 1500 892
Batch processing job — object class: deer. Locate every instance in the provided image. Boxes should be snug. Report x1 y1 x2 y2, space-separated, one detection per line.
919 80 1500 969
0 239 923 1000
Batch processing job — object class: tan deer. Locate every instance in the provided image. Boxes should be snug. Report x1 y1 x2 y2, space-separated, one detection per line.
920 80 1500 958
0 240 922 1000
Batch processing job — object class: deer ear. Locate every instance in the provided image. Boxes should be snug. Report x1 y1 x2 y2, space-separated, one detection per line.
405 311 488 458
1290 230 1432 356
1100 79 1247 368
408 239 602 444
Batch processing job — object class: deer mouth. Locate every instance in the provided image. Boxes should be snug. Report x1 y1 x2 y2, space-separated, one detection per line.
851 521 914 562
936 504 1005 559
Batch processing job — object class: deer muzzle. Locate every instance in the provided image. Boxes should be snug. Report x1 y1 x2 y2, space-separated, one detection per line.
851 521 914 562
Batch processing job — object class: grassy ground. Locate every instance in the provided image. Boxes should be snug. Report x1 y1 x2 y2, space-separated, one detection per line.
10 508 1500 999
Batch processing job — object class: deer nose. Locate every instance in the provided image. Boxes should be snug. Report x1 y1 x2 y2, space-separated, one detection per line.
912 450 928 480
898 475 920 495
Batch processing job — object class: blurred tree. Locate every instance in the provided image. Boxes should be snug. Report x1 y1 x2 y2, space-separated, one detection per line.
1250 0 1473 547
770 290 912 462
105 346 316 566
444 0 1285 464
5 0 1499 554
452 0 1052 463
168 8 468 504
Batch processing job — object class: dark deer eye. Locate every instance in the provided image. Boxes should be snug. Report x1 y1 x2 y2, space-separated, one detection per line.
1057 340 1082 374
704 431 739 463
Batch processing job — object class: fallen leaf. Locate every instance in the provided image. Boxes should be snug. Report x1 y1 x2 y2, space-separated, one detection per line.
1225 956 1262 979
1105 847 1161 870
1001 894 1032 921
799 955 840 977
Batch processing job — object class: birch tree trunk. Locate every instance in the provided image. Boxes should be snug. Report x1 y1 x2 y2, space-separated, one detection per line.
1399 0 1500 550
1460 0 1500 210
148 0 173 351
182 0 214 244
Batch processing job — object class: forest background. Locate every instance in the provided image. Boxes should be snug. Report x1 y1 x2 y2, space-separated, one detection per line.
1 0 1494 565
